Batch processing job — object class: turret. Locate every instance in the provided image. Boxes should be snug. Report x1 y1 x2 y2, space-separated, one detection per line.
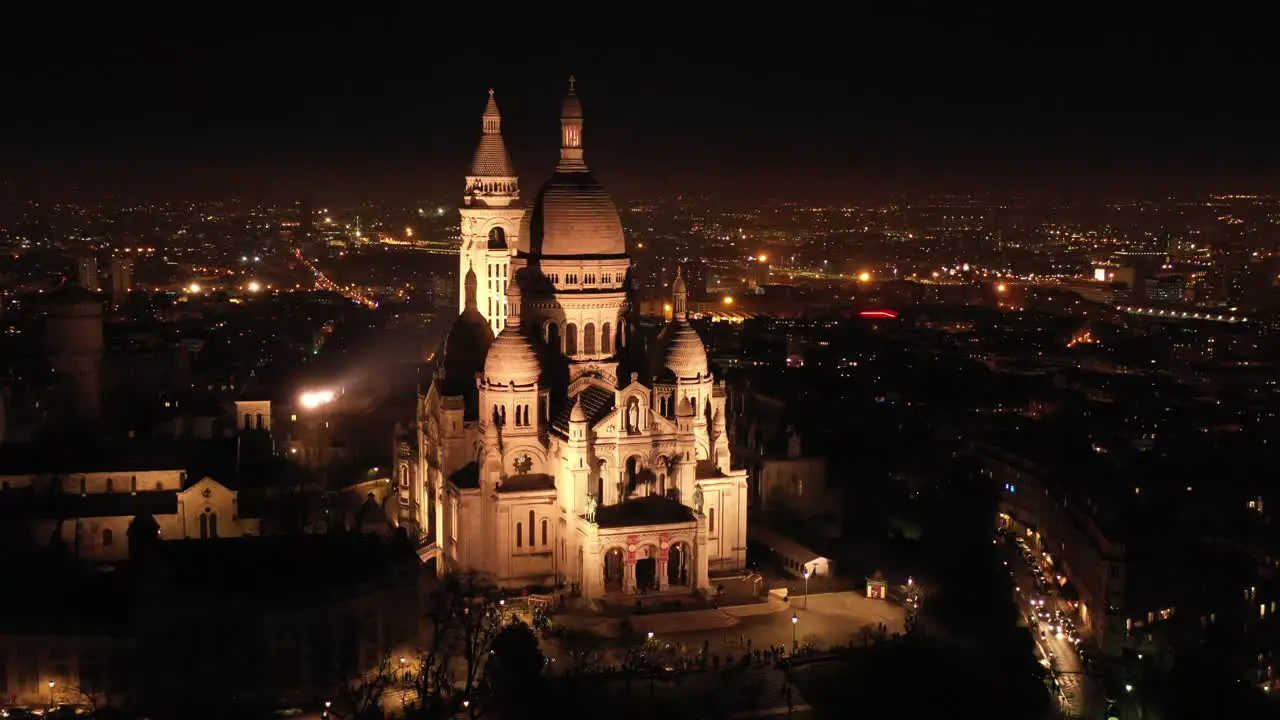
459 88 524 333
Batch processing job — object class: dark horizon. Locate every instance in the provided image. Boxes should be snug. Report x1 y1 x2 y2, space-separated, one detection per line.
3 16 1275 203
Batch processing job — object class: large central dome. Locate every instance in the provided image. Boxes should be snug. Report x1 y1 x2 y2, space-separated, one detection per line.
520 172 626 257
518 78 626 259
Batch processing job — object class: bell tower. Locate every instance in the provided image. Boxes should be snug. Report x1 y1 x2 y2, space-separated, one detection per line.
459 89 524 334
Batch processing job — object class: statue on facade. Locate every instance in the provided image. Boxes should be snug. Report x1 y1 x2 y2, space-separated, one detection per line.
585 493 598 523
693 484 704 514
627 400 640 432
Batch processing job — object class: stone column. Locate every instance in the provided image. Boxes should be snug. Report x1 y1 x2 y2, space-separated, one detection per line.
657 557 669 591
695 518 711 591
583 533 604 599
624 560 637 594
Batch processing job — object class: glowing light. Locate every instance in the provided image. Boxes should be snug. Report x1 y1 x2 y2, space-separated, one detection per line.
663 303 673 312
299 390 336 409
188 283 202 293
757 254 768 263
722 296 735 306
247 281 262 292
858 271 871 282
859 310 898 319
405 226 414 237
996 283 1007 293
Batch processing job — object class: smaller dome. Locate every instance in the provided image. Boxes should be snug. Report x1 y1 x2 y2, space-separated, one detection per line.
570 396 588 422
442 308 493 385
484 283 540 386
654 320 709 380
562 89 583 119
485 330 540 386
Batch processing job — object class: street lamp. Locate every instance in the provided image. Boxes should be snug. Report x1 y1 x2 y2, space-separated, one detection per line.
803 568 811 609
791 613 799 653
48 680 55 706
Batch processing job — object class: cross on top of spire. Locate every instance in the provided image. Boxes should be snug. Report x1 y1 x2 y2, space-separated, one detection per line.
489 88 495 98
568 75 576 92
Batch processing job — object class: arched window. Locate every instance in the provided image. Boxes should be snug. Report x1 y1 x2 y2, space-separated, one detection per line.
528 510 536 546
106 478 114 493
80 477 86 495
102 528 113 546
565 324 578 355
541 518 548 545
522 405 530 426
545 322 560 351
399 465 409 488
200 513 208 539
516 523 523 548
583 323 596 354
488 227 507 249
130 475 137 493
709 508 716 534
601 322 612 354
256 414 264 430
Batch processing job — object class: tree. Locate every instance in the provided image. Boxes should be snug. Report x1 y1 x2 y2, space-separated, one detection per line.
486 621 544 703
404 573 507 718
332 654 395 720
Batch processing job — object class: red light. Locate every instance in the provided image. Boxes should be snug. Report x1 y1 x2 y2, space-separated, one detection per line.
859 310 898 319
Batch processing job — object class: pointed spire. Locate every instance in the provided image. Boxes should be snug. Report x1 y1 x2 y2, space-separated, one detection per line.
470 89 514 178
482 89 501 133
558 76 586 171
464 262 478 309
672 265 688 320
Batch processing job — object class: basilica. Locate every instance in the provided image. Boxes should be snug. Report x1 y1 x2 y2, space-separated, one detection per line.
403 80 748 599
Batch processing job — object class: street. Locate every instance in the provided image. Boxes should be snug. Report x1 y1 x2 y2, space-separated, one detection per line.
1002 532 1102 719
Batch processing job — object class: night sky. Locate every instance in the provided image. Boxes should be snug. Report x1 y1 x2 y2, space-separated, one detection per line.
2 14 1274 203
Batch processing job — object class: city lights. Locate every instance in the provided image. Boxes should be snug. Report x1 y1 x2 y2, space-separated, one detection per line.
188 283 202 293
722 295 735 306
299 390 336 409
857 271 872 282
247 281 262 292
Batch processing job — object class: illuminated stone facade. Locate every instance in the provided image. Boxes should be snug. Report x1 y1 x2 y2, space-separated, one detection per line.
407 81 748 599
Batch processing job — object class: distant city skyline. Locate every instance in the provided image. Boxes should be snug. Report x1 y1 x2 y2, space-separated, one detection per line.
3 17 1275 201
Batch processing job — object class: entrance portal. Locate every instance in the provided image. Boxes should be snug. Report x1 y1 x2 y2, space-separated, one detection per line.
604 548 624 591
635 545 659 592
668 541 691 587
636 558 656 591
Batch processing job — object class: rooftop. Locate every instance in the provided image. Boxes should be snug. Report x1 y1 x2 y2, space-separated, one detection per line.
596 495 696 529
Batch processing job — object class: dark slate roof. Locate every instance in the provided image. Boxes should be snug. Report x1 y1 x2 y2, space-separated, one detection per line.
551 384 615 434
139 533 416 605
596 495 697 529
0 441 190 475
0 489 178 518
449 462 480 489
695 460 726 479
497 473 555 493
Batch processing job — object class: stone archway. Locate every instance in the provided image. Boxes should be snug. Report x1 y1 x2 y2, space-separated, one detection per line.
668 541 693 587
635 544 660 592
603 547 625 591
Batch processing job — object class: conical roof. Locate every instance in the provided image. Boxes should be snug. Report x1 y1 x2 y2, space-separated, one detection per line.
470 89 514 177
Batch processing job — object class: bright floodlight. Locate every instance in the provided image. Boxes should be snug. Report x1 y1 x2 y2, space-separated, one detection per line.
188 283 202 293
300 390 336 409
247 281 262 292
